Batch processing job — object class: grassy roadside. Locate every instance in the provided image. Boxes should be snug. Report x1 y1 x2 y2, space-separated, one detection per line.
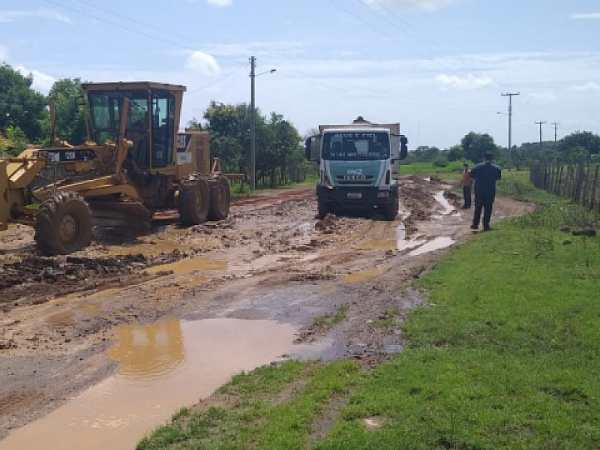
138 172 600 449
400 161 464 178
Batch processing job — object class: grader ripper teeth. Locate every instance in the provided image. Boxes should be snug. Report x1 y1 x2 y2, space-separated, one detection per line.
0 81 235 255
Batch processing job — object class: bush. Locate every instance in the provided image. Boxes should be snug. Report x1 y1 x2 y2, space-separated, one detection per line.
432 156 448 167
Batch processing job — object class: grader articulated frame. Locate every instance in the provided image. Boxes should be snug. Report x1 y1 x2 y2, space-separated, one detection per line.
0 81 233 255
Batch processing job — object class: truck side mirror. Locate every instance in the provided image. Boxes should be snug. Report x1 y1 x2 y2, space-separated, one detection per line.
305 137 312 161
400 135 408 160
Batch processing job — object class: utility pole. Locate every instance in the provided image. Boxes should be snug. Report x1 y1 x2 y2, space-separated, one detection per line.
249 56 256 191
551 122 560 143
535 121 546 160
501 92 520 152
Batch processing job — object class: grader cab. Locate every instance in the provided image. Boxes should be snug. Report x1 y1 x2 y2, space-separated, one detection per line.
0 81 231 255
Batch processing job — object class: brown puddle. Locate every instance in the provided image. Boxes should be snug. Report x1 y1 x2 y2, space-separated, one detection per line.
0 319 323 450
104 241 184 257
343 265 389 284
147 257 228 276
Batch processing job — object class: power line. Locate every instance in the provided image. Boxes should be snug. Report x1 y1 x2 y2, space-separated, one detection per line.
187 62 247 95
77 0 205 48
42 0 191 51
326 0 466 76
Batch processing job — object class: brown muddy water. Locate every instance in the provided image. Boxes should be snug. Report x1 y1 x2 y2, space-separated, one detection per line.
0 318 327 450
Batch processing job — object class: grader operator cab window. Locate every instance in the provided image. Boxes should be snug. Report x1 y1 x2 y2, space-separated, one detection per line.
88 89 175 170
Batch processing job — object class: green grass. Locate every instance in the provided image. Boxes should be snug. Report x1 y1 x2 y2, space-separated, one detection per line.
137 361 362 450
399 161 464 178
139 174 600 450
316 179 600 450
313 305 349 329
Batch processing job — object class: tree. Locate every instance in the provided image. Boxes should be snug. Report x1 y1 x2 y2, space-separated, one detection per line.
461 132 498 163
48 78 88 145
445 144 465 162
559 131 600 162
203 101 246 175
0 63 48 142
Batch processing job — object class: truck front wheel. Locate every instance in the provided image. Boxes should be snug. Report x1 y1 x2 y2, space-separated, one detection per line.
317 199 329 220
384 195 399 221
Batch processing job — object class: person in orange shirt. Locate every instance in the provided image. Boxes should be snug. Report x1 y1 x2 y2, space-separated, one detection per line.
460 163 472 209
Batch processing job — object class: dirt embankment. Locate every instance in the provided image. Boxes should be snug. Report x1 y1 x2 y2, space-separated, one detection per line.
0 176 535 440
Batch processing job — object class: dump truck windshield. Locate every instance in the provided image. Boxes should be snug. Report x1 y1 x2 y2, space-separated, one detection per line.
322 132 390 161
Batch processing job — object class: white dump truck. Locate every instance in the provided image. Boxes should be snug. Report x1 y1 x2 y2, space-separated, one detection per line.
305 116 408 220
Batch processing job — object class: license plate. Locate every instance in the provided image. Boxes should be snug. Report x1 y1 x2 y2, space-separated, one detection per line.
347 192 362 199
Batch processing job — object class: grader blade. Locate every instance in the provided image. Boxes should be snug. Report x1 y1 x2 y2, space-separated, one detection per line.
88 200 152 232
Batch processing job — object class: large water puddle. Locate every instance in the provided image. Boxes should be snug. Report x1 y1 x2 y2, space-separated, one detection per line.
0 318 325 450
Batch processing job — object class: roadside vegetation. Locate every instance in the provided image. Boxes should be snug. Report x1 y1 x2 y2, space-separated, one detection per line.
138 172 600 449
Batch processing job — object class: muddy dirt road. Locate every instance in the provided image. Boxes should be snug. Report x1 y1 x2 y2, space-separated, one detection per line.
0 176 534 448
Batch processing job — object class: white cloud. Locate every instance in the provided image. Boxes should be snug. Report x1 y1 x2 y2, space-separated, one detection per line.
568 81 600 92
15 66 56 93
361 0 457 12
0 8 71 24
187 0 232 6
185 51 221 76
436 73 496 90
207 0 232 6
569 12 600 20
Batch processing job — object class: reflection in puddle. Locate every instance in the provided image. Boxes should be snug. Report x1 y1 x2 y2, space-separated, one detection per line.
409 237 455 256
147 258 228 275
0 319 322 450
433 191 454 216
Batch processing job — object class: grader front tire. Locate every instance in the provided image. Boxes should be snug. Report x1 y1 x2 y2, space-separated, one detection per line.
178 174 210 226
207 176 231 221
34 191 93 255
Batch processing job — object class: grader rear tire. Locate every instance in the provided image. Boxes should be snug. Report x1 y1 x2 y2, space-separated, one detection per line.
207 176 231 221
34 191 93 255
178 174 210 226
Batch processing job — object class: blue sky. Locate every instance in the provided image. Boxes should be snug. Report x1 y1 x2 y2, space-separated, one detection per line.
1 0 599 149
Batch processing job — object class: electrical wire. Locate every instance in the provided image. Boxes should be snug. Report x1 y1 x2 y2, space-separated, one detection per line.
187 62 247 95
42 0 191 51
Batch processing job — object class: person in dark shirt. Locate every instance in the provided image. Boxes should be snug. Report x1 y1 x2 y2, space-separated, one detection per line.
469 152 502 231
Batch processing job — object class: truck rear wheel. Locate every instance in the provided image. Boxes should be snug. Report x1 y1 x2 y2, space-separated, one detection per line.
34 191 93 255
317 199 329 220
207 175 231 221
178 174 210 226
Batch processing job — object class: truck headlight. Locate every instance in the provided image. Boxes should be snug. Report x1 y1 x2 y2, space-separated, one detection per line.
377 191 390 198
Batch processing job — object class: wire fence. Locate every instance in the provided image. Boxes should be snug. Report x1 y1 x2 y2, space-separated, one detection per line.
530 160 600 212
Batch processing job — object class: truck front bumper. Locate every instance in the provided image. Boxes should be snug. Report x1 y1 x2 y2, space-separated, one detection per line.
317 185 397 207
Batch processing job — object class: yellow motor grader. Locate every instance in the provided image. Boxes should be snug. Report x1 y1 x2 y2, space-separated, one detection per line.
0 81 232 255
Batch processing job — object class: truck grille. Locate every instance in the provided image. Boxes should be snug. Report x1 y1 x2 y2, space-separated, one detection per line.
336 175 374 185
